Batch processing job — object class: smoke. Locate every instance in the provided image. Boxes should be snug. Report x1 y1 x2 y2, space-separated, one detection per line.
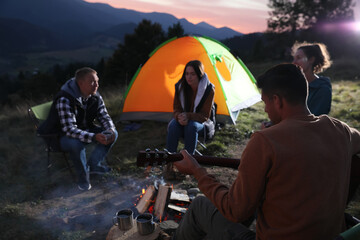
31 174 165 239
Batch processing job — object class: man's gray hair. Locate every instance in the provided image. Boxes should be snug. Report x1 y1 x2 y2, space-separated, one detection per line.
75 67 97 82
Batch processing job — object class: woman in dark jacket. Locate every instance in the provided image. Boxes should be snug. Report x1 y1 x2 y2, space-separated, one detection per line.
292 42 333 115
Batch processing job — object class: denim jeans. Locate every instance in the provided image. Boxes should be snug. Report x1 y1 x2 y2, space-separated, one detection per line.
60 127 118 186
166 119 204 154
175 196 256 240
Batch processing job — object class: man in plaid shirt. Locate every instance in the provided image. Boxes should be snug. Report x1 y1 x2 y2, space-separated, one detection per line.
41 67 117 190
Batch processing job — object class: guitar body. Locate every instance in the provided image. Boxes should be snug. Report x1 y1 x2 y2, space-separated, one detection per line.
137 150 240 169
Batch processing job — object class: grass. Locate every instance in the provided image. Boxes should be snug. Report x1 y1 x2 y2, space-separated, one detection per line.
331 81 360 129
0 60 359 238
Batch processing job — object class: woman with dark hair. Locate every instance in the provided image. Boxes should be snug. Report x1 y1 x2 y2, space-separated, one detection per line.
292 42 333 115
166 60 215 155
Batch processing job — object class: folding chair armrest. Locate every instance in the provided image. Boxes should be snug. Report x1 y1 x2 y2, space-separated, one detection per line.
338 223 360 240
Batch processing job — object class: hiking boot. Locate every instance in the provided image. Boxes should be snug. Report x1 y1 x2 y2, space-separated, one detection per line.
78 183 92 191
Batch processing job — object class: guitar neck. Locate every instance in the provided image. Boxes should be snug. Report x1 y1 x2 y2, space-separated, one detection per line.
137 151 240 169
191 155 240 169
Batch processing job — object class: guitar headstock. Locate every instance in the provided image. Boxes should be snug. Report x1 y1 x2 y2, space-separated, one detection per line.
137 148 182 167
137 148 240 169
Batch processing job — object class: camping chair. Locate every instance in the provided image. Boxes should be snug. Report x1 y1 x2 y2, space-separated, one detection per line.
28 101 75 181
335 223 360 240
194 125 210 155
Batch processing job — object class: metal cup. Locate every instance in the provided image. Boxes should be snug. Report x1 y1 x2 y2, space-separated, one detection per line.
102 130 113 141
112 209 134 231
136 213 155 235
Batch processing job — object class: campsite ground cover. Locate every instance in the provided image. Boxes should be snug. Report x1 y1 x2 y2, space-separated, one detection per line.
0 60 359 239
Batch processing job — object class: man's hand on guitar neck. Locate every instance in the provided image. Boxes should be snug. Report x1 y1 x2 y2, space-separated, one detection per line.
173 149 202 175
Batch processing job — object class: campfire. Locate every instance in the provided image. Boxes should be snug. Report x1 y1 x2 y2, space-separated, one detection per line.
107 158 203 239
133 182 195 224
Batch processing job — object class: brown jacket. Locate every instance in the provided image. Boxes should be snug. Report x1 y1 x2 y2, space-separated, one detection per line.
194 115 360 240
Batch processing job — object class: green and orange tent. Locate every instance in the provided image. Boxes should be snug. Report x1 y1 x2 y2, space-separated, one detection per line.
120 36 260 124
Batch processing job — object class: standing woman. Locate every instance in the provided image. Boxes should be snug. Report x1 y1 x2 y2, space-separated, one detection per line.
292 42 333 115
166 60 215 155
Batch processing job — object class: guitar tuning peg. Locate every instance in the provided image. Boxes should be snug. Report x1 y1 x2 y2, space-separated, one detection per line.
145 148 151 158
163 149 169 159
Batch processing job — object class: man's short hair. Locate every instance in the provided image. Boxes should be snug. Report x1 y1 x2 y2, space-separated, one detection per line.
256 64 308 105
75 67 97 82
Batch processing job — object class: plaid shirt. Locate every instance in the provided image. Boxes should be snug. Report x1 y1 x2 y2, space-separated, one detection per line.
56 95 115 143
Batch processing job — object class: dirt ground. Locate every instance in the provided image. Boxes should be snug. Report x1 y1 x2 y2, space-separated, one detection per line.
0 142 247 240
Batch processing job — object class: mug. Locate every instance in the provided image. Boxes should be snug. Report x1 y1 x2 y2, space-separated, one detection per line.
112 209 134 231
102 130 113 141
136 213 155 235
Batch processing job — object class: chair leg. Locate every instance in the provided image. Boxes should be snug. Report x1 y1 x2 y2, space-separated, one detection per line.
197 140 207 150
63 153 76 182
194 149 203 156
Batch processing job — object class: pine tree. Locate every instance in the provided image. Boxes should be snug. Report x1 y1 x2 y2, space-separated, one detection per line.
168 22 185 39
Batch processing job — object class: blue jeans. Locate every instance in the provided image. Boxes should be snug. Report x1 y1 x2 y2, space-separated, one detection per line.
60 128 118 186
166 119 204 154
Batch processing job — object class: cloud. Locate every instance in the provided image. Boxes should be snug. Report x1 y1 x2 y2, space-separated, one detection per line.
85 0 269 33
136 0 269 11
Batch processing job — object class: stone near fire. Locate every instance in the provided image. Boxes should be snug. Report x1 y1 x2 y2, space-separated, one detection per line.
159 220 179 237
170 189 190 202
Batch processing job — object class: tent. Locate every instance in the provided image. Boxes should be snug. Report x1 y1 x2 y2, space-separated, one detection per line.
120 36 261 124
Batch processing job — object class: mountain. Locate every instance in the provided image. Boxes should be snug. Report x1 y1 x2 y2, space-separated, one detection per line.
0 18 56 56
196 22 217 30
99 23 137 40
83 22 137 48
0 0 242 50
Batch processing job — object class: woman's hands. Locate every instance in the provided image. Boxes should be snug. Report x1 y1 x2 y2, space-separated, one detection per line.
178 112 188 126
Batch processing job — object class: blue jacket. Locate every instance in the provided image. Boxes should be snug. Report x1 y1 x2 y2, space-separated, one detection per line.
307 76 332 115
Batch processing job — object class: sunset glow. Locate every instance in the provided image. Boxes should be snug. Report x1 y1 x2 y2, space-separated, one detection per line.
84 0 269 34
356 21 360 31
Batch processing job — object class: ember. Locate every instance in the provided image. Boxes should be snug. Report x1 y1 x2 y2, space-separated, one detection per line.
133 183 192 224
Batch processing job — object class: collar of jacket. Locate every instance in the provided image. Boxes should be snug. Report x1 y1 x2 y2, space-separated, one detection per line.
60 78 99 106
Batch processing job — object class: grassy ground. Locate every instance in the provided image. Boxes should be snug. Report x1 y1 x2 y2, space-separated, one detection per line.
0 60 359 239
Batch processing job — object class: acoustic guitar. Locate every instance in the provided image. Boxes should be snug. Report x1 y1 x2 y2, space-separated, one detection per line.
137 150 360 204
137 149 240 169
